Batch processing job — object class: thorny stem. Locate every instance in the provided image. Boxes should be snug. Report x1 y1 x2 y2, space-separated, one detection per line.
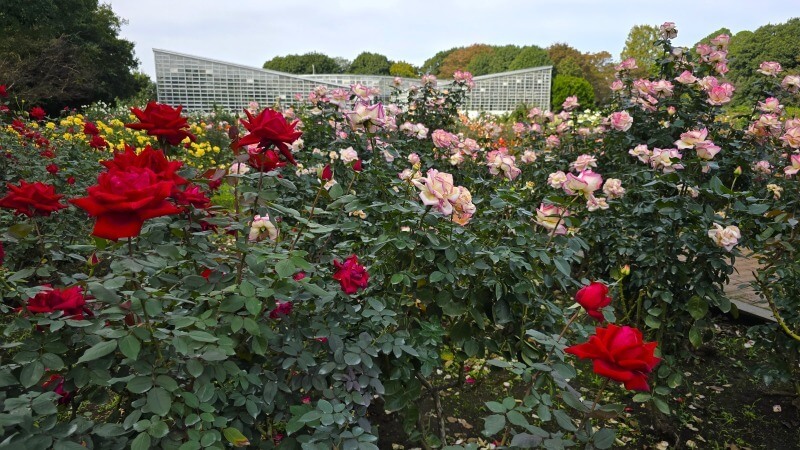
577 377 611 436
289 183 324 252
415 372 448 446
523 310 582 398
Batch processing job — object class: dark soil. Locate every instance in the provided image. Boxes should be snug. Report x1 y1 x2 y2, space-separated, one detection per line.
372 316 800 449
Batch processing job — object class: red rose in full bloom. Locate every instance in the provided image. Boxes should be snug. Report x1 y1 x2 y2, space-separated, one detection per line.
42 374 74 404
67 177 76 185
268 300 293 319
29 106 46 121
575 282 612 321
27 286 91 320
70 167 182 240
333 254 369 295
125 102 196 146
101 145 187 186
0 84 7 97
565 324 660 391
83 121 100 136
236 108 302 165
173 184 211 209
247 148 287 172
0 180 67 217
46 164 59 174
89 135 109 150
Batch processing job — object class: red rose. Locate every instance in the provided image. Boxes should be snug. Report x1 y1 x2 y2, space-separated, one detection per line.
565 324 660 391
353 159 363 172
269 300 293 319
236 108 302 165
27 286 90 320
247 148 287 172
173 184 211 209
321 164 333 181
89 135 109 150
575 282 612 321
67 177 76 185
42 374 74 404
83 121 100 136
293 271 306 281
0 105 9 114
46 164 59 174
0 84 7 97
125 102 196 146
333 254 369 295
70 167 182 240
29 106 46 121
102 145 187 186
0 180 67 217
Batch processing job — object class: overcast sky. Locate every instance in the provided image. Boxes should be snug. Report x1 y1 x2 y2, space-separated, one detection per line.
106 0 793 78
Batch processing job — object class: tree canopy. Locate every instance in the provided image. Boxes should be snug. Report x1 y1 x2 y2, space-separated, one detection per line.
0 0 141 111
347 52 391 75
548 43 615 104
620 24 661 78
263 52 342 74
551 74 595 110
389 61 418 78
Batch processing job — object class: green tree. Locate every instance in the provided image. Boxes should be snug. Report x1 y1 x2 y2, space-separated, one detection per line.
0 0 140 111
548 43 615 104
263 52 341 74
437 44 495 78
422 47 459 76
507 45 553 71
348 52 391 75
551 75 595 110
694 27 733 47
389 61 418 78
620 24 661 78
487 45 523 73
726 18 800 105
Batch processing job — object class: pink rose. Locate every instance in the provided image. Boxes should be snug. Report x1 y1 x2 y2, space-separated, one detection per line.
535 203 569 235
609 111 633 131
412 169 461 215
757 61 782 77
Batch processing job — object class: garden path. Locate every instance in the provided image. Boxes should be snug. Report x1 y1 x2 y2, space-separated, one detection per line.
724 253 774 321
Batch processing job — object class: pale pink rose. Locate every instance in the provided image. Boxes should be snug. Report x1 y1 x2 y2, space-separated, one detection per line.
781 75 800 93
527 107 542 119
785 154 800 176
431 129 457 148
751 113 783 138
545 134 561 148
609 111 633 131
708 50 727 64
562 96 580 111
633 79 653 96
421 74 437 86
398 168 421 181
570 154 598 172
629 144 651 163
696 43 713 57
602 178 625 199
547 171 567 189
758 97 783 113
675 128 709 149
346 102 385 132
412 169 461 215
652 80 674 97
392 77 403 87
615 58 638 72
715 62 729 75
707 84 734 105
535 203 569 235
659 22 677 39
449 153 464 166
229 161 251 175
698 76 719 90
785 118 800 129
521 150 537 164
339 147 359 163
408 153 421 164
650 148 684 173
667 106 677 116
512 122 527 134
757 61 783 77
564 170 603 197
350 83 372 100
710 34 730 49
460 138 481 155
530 123 543 134
586 195 609 212
695 141 721 160
249 215 279 242
753 160 772 175
486 148 521 180
780 127 800 149
676 184 700 198
451 186 476 226
610 80 625 91
453 71 475 89
708 223 741 251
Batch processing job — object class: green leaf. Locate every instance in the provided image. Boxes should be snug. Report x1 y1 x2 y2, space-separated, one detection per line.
593 428 616 449
20 361 45 388
390 273 404 285
429 271 445 283
186 359 204 378
239 281 255 297
275 259 295 278
483 414 505 436
119 335 141 360
687 296 708 321
77 340 117 364
88 282 121 304
485 401 506 414
127 376 153 394
689 326 702 348
187 331 218 343
506 410 530 428
223 428 250 447
131 432 151 450
652 397 671 415
552 409 576 431
147 387 172 416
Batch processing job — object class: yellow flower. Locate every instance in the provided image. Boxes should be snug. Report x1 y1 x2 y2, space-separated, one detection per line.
63 133 73 140
45 122 56 130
